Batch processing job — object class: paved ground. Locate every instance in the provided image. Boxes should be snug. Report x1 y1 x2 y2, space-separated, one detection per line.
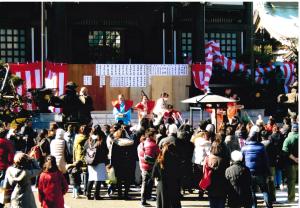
29 185 299 208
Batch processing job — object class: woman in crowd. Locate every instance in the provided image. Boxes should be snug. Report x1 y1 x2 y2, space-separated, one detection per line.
152 142 182 208
4 153 41 208
85 129 109 200
137 128 160 206
73 125 91 194
191 130 211 198
38 155 68 208
206 137 230 208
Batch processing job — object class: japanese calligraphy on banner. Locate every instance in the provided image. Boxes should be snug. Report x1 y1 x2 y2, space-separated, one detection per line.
83 75 92 86
95 64 189 87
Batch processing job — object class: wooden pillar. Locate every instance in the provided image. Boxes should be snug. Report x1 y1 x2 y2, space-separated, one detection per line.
244 2 254 85
193 3 205 63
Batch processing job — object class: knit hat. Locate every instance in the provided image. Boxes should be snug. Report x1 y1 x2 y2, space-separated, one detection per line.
168 124 178 135
91 135 98 140
205 124 215 133
256 115 264 126
231 150 243 162
55 128 65 139
292 123 298 132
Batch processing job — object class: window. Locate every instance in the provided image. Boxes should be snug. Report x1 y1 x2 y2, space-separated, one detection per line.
0 28 26 63
181 32 192 63
205 32 237 59
88 30 121 63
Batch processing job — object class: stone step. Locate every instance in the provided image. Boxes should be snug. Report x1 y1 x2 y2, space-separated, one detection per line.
33 109 268 129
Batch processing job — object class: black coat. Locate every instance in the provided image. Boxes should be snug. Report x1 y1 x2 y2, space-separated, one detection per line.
78 95 94 124
225 161 253 207
111 141 136 182
152 152 182 208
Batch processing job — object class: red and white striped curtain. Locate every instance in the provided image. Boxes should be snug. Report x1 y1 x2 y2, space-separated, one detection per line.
9 62 68 113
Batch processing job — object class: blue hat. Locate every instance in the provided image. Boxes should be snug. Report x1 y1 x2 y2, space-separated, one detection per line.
292 123 298 132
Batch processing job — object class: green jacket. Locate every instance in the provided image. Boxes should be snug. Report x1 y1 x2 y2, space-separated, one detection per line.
282 131 298 165
73 133 88 165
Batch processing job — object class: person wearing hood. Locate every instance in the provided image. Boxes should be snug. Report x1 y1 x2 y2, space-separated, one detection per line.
225 150 252 208
4 153 41 208
50 128 68 174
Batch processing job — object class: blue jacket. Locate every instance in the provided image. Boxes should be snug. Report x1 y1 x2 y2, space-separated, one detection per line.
241 141 270 176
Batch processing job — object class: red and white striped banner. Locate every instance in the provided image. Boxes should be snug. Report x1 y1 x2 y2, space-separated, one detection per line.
191 63 206 90
255 62 295 93
199 41 247 91
193 40 295 92
9 62 68 113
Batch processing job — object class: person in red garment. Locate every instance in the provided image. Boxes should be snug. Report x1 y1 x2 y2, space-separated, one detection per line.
135 93 155 123
163 104 183 126
38 155 68 208
112 94 133 125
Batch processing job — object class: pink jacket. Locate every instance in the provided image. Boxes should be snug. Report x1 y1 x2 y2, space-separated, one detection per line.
137 138 160 171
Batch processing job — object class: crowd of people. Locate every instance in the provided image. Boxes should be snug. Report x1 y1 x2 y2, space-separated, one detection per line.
0 84 298 208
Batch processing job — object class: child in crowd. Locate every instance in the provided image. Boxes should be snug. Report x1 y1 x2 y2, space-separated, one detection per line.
67 160 84 198
38 155 68 208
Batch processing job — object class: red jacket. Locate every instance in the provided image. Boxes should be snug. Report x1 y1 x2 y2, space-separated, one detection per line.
0 138 14 171
112 100 133 112
38 171 68 208
135 100 155 114
137 138 160 171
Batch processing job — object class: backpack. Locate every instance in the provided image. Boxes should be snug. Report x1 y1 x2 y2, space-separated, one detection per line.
29 145 42 160
85 144 97 165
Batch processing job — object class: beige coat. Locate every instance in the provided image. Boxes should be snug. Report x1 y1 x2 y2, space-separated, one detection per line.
4 161 40 208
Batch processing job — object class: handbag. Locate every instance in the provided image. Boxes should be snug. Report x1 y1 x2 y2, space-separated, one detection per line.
142 142 155 165
107 167 117 184
199 156 212 190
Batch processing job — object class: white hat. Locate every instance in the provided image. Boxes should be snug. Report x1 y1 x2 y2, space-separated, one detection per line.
205 124 215 133
231 150 243 162
249 125 260 135
168 124 178 135
55 128 65 140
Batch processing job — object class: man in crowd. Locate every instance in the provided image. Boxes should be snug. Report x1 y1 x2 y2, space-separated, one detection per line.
242 126 273 208
282 123 298 203
78 87 94 125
